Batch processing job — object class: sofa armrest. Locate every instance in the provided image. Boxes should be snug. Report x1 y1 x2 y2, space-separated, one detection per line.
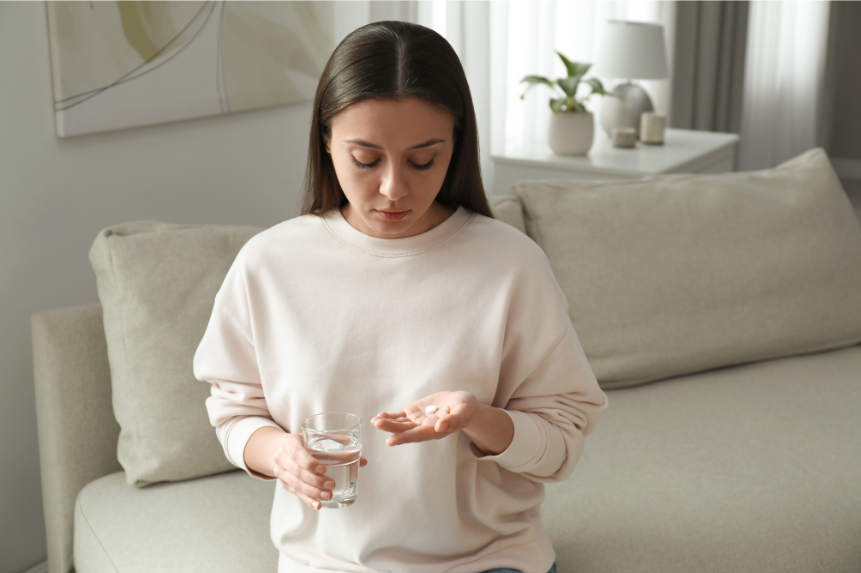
32 303 122 573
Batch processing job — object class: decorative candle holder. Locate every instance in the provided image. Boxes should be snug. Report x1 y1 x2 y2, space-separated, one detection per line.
612 127 637 148
640 112 666 145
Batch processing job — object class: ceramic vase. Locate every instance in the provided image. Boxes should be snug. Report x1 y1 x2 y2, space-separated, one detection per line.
548 111 594 156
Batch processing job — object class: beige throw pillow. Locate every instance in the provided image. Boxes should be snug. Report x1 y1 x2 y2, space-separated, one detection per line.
513 147 861 389
89 221 263 486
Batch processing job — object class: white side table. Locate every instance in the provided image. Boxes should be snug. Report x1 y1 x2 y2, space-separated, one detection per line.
491 128 740 195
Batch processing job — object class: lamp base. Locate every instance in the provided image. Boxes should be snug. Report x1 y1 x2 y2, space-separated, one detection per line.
600 82 654 140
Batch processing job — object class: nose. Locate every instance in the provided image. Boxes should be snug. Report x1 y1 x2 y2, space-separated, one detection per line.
379 161 408 202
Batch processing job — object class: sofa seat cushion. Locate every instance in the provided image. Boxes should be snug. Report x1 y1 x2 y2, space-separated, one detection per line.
73 346 861 573
74 469 277 573
543 343 861 573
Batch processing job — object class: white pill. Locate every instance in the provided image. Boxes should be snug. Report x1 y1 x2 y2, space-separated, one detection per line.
425 405 438 414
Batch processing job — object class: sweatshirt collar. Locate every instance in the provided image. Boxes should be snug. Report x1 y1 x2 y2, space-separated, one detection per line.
322 204 473 257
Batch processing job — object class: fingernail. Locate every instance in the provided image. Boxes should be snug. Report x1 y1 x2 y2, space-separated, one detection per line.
315 502 321 510
321 491 331 500
316 465 326 474
324 480 335 489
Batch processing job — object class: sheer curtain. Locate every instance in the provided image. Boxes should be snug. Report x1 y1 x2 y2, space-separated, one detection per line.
416 0 677 194
737 1 831 171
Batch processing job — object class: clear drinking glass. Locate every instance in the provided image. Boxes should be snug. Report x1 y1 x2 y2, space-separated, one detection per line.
301 412 362 508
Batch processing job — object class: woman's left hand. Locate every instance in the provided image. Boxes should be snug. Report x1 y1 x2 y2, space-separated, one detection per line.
371 391 479 446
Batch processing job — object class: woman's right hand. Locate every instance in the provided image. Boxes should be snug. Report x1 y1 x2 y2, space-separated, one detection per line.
273 433 367 510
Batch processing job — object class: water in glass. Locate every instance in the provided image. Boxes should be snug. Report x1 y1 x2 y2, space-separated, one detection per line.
306 434 361 508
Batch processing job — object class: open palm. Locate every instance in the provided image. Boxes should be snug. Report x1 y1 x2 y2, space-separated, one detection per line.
371 391 478 446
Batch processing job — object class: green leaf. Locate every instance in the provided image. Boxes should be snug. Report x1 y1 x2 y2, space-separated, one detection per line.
520 75 559 99
557 76 579 97
549 98 565 114
584 78 611 97
555 51 592 79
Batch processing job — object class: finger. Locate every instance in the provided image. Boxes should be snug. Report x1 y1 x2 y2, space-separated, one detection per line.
371 416 410 427
436 402 470 432
374 411 406 419
290 463 337 493
435 412 462 432
373 415 412 424
359 456 368 467
372 415 411 425
277 462 336 501
286 441 329 476
290 485 323 511
275 465 331 509
373 418 419 434
387 424 446 446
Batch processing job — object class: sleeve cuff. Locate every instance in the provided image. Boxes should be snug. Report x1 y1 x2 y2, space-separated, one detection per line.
226 416 284 481
469 409 543 471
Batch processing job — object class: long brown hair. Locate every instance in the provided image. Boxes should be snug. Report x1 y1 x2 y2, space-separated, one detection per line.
299 20 493 219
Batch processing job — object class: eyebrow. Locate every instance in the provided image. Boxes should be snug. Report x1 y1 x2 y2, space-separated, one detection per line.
344 138 445 150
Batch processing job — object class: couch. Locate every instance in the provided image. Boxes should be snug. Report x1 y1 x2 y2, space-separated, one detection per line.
32 147 861 573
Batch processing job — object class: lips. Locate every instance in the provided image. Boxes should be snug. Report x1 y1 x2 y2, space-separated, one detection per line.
376 209 409 221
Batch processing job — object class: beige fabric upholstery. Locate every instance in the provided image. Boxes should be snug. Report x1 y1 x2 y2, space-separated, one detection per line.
89 221 263 486
70 344 861 573
74 470 277 573
31 304 121 573
543 342 861 573
513 148 861 389
33 192 861 573
487 193 528 234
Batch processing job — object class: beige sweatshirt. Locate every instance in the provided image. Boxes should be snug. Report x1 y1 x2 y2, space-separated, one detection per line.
193 204 608 573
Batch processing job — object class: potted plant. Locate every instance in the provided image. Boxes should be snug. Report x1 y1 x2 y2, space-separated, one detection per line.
521 50 619 156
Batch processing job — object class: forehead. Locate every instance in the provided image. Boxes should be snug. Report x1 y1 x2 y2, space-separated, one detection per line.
331 96 454 145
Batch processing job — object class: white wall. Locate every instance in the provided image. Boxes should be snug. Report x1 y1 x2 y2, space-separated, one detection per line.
0 2 407 572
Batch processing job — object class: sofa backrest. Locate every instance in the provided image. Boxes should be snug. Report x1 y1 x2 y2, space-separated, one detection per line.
509 148 861 388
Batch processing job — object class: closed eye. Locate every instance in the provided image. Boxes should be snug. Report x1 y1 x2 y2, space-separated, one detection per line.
352 158 378 170
352 158 435 171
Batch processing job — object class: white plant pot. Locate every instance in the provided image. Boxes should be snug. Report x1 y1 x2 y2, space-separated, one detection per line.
548 111 594 156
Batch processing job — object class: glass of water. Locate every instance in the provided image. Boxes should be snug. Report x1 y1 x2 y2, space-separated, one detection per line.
301 412 362 508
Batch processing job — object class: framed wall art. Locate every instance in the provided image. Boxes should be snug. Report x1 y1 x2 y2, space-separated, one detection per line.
46 1 337 137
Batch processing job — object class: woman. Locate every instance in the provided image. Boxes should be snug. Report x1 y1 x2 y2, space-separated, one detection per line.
193 20 608 573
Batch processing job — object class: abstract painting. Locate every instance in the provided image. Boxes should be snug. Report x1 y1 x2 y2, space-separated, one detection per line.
45 1 336 137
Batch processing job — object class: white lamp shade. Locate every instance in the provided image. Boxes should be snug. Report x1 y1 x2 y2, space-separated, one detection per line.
592 20 668 80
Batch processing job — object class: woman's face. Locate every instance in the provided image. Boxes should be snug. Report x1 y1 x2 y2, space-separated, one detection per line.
326 96 457 239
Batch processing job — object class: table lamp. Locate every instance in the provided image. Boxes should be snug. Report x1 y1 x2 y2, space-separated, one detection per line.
592 20 668 139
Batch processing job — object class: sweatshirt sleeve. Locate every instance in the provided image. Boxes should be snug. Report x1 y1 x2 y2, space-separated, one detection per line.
193 256 283 482
469 245 609 483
